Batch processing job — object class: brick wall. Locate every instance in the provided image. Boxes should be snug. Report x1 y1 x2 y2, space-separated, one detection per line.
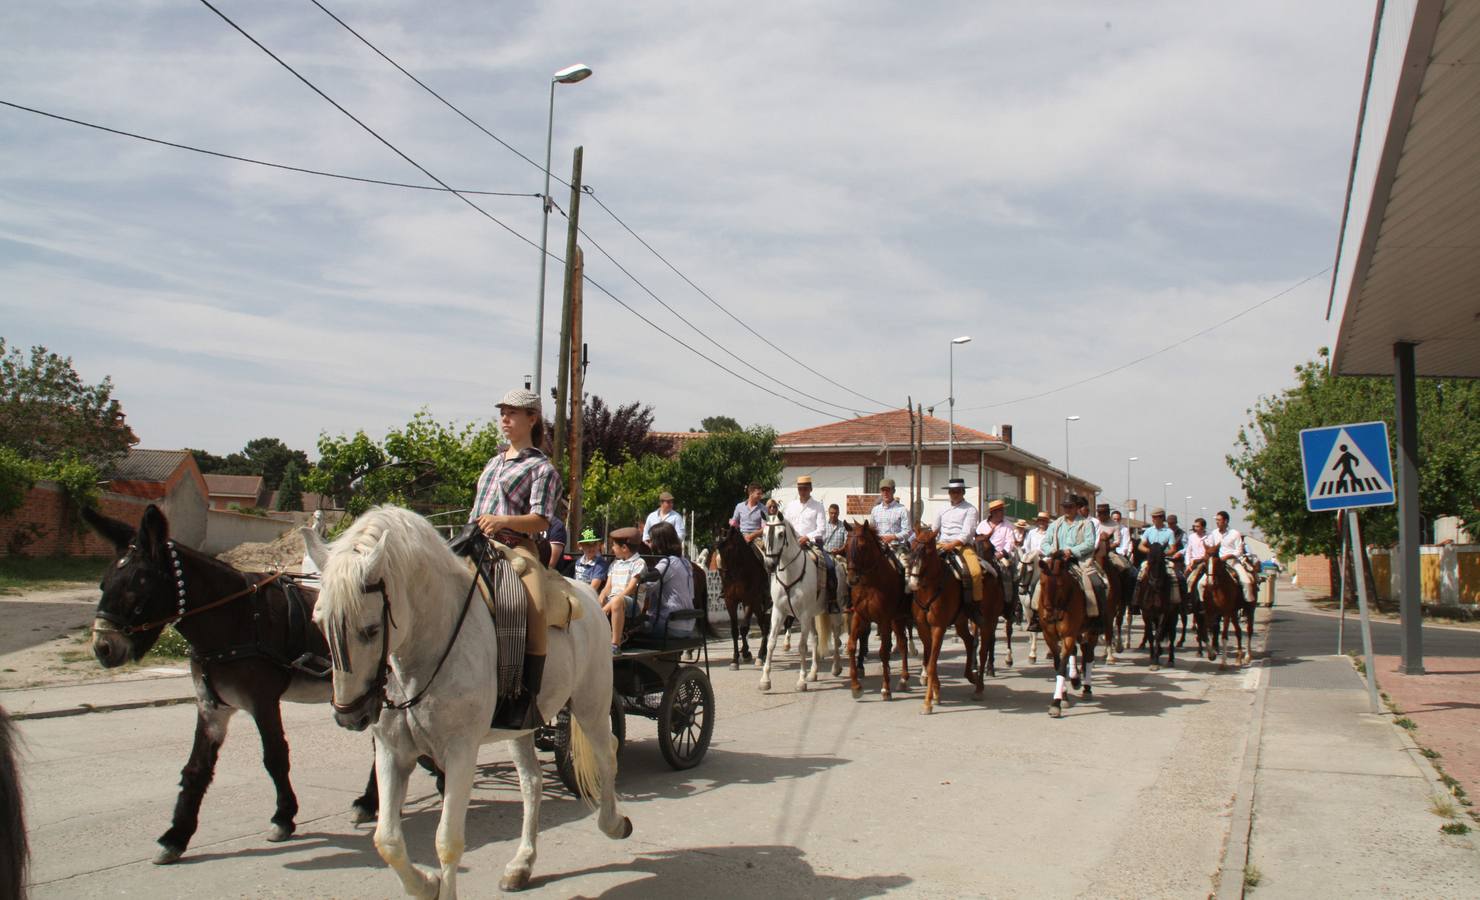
0 483 148 557
1295 554 1332 593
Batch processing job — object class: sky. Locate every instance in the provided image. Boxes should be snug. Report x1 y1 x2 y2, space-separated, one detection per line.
0 1 1378 532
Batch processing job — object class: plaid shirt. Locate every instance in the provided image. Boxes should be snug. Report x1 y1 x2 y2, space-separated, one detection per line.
469 446 563 522
821 521 847 553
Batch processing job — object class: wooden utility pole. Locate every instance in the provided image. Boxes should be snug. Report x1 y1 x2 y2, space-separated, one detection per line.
567 247 586 537
552 145 584 468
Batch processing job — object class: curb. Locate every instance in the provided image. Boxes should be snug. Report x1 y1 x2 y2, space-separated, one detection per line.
11 694 196 721
1215 605 1276 900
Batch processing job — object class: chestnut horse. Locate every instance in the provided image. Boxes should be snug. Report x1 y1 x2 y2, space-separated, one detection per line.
1135 542 1178 670
907 527 980 714
969 542 1014 682
842 521 911 700
1203 556 1253 668
1092 533 1123 664
711 525 772 669
1038 552 1100 717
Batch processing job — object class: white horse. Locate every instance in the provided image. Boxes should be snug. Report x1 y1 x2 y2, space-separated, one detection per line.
757 514 841 692
305 506 629 898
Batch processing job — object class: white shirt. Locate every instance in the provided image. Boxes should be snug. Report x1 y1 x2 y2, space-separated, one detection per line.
1184 532 1210 564
782 497 828 543
1205 527 1245 559
934 501 980 544
1021 526 1046 555
1113 524 1132 555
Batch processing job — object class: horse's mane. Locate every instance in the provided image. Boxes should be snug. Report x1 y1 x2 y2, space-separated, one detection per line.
0 706 27 900
317 505 465 624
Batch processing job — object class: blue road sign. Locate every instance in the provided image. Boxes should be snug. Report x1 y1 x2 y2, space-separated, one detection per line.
1299 421 1396 512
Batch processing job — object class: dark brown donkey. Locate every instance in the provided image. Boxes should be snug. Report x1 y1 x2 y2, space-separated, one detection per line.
842 521 911 700
970 538 1014 687
83 505 378 864
1038 552 1100 718
1092 532 1123 665
907 527 979 714
712 525 772 669
1202 555 1253 669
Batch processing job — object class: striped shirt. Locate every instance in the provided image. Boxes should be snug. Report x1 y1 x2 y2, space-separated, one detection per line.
469 446 563 522
821 521 848 553
870 499 913 543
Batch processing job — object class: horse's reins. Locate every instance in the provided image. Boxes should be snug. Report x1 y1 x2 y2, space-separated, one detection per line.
93 541 287 636
763 520 810 594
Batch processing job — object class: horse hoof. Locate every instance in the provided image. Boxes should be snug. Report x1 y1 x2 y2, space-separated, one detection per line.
921 706 933 716
1049 701 1062 718
1081 688 1093 700
851 686 863 700
619 816 634 839
153 844 184 865
350 803 376 825
266 823 293 843
882 690 892 701
730 662 740 671
499 870 532 892
1150 664 1161 672
1028 655 1037 664
758 681 771 692
832 666 843 677
797 681 809 692
1070 677 1082 690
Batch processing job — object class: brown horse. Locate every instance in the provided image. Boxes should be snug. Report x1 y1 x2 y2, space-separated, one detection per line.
969 540 1014 683
1203 556 1253 668
1038 552 1100 717
1135 542 1179 670
907 527 980 714
711 525 773 669
842 521 911 700
1092 532 1123 664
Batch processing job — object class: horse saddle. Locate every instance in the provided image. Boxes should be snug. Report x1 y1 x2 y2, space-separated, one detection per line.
449 525 582 630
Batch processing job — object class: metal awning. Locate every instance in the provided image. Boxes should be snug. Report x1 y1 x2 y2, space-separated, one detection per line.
1329 0 1480 377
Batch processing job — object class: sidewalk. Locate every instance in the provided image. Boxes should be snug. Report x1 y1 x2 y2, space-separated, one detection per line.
0 668 195 719
1375 655 1480 813
1232 590 1480 898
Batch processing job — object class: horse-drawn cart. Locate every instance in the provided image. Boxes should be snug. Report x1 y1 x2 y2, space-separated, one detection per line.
538 606 715 794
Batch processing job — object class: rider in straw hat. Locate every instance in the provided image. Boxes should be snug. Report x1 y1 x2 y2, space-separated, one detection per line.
781 475 838 603
1034 494 1103 621
975 498 1019 619
470 387 559 729
934 477 984 617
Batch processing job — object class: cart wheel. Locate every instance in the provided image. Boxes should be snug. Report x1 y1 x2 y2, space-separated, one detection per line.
554 695 626 797
658 665 715 770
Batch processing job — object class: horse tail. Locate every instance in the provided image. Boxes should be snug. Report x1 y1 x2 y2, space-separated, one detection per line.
568 711 616 812
0 706 28 900
814 611 832 649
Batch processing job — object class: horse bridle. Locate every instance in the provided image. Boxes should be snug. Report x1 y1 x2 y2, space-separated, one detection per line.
93 540 283 636
329 566 480 716
762 518 810 594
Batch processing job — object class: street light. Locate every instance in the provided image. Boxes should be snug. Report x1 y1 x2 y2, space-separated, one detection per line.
948 336 972 476
532 63 594 396
1064 416 1081 485
1163 481 1173 512
1126 456 1138 513
1185 495 1192 520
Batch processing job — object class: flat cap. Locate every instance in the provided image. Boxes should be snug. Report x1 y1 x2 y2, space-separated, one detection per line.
1150 507 1166 517
658 491 674 501
498 388 541 410
609 526 641 543
878 478 896 490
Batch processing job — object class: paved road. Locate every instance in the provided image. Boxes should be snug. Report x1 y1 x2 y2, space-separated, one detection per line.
18 627 1261 898
1269 603 1480 660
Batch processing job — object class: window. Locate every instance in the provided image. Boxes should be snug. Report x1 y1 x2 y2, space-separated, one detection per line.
864 466 884 493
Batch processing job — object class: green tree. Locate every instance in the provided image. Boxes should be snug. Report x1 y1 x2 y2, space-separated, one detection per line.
0 338 136 466
274 461 304 511
0 445 34 515
1228 348 1480 564
185 448 228 475
580 396 672 468
699 415 741 433
670 426 783 541
581 451 674 534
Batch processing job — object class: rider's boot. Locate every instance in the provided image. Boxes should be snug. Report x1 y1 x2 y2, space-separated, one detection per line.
493 653 546 730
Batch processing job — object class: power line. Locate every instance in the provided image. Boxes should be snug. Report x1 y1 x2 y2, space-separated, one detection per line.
197 0 850 423
306 0 891 412
551 201 867 417
957 267 1332 412
582 188 893 410
0 99 538 198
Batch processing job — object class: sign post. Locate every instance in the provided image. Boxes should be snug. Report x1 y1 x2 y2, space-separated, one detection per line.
1300 421 1397 715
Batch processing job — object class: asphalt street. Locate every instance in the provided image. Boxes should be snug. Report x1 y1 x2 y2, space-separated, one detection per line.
16 626 1261 899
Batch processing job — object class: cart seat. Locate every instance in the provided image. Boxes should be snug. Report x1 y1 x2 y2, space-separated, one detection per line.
623 608 707 653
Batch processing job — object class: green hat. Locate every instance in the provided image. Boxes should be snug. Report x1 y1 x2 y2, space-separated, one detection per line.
578 527 600 544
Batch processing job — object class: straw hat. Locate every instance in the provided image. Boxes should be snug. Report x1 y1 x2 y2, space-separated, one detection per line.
987 499 1007 512
796 475 813 486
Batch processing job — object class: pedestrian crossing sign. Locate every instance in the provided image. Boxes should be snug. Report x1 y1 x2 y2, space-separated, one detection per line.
1299 421 1396 512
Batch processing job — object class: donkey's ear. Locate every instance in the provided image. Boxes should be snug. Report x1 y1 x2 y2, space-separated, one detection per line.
81 506 135 554
136 504 171 558
300 526 329 571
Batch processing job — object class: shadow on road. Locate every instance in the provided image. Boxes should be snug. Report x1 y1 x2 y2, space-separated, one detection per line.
553 844 910 899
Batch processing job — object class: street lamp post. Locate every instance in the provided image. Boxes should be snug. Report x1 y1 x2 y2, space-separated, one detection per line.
1185 495 1192 520
1126 456 1138 513
532 63 593 396
1163 481 1172 512
1064 416 1081 489
948 336 972 476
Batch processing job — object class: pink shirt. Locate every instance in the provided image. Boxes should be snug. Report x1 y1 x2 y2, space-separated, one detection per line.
976 518 1017 556
1185 532 1209 564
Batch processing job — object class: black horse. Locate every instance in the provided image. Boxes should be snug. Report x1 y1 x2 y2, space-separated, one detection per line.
1 706 26 900
712 525 773 669
83 505 379 864
1136 542 1178 669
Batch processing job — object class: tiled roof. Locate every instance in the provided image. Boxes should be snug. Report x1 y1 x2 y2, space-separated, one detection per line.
204 474 264 497
777 410 999 447
106 449 190 483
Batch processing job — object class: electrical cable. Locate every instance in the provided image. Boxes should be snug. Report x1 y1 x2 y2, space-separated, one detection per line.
0 99 538 198
957 267 1332 412
197 0 851 423
306 0 891 412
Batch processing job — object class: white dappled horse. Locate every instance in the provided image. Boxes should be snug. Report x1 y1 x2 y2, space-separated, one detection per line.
757 513 841 692
305 506 629 898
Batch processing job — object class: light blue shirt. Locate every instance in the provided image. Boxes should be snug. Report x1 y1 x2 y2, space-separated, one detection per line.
731 500 765 534
643 507 685 543
1042 516 1095 560
870 499 913 543
1142 524 1177 551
